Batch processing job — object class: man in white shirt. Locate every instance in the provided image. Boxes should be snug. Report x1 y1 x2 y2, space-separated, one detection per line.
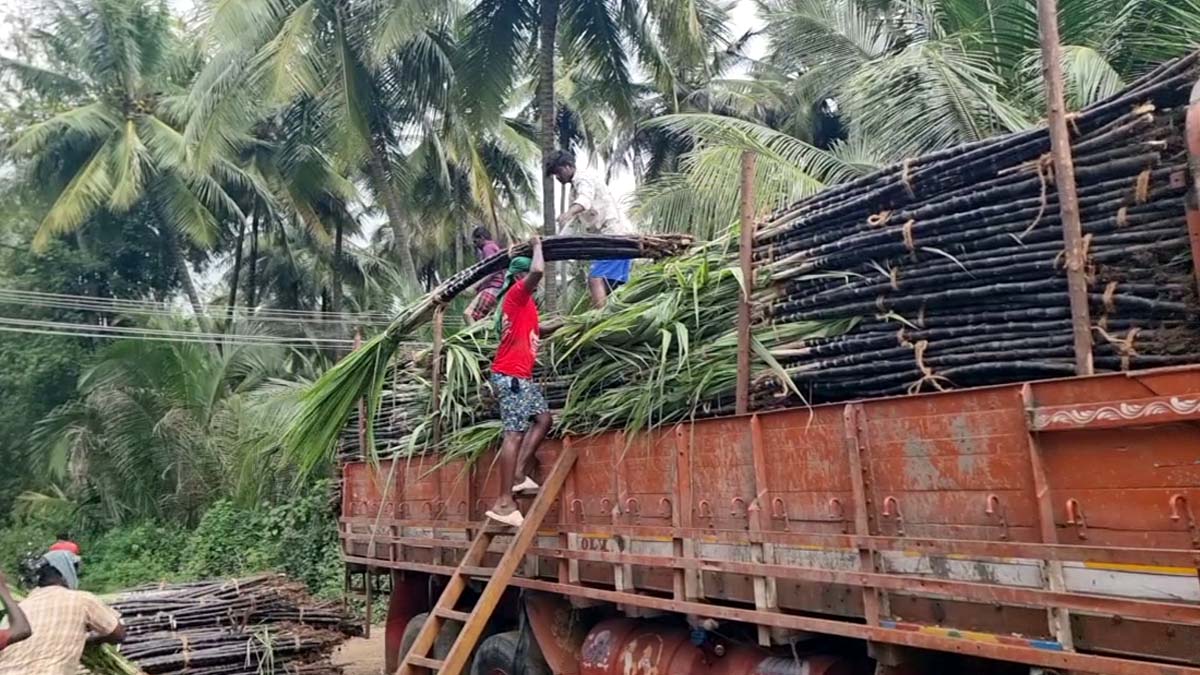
0 550 125 675
547 150 634 308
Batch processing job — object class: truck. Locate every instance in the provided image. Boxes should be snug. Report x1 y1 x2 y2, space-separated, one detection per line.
334 44 1200 675
341 366 1200 675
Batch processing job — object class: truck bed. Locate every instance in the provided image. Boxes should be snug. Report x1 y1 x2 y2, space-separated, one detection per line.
340 366 1200 674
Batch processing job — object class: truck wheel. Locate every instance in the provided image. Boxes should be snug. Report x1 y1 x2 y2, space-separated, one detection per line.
469 631 552 675
398 612 463 662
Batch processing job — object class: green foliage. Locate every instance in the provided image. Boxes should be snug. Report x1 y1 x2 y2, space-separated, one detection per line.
0 483 341 598
77 523 190 593
181 484 342 598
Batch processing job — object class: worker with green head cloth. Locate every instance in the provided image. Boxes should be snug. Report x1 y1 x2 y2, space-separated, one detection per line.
485 237 551 527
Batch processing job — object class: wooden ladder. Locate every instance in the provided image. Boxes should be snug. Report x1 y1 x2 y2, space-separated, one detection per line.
397 442 579 675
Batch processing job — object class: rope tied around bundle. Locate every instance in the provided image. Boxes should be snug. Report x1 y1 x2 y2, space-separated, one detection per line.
901 219 917 253
868 210 893 227
1135 168 1152 204
1020 154 1054 239
1117 206 1129 227
1096 325 1142 371
900 158 917 197
889 265 900 290
1102 280 1119 314
907 340 951 394
180 634 190 668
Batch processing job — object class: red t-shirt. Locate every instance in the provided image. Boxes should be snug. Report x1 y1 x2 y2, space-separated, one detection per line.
491 278 540 379
0 628 10 652
49 540 81 556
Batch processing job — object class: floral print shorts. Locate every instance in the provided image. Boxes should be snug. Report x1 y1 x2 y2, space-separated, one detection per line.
490 373 548 432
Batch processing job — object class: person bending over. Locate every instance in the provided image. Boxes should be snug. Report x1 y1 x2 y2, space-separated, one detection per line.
0 571 31 653
0 550 125 675
485 237 552 528
546 150 634 308
463 225 505 324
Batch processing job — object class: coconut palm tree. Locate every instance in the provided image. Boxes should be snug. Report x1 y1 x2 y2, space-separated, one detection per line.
0 0 250 320
632 0 1200 237
28 335 297 525
458 0 728 306
185 0 459 289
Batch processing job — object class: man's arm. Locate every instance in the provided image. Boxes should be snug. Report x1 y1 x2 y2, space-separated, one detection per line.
0 572 30 646
82 592 125 645
524 236 544 290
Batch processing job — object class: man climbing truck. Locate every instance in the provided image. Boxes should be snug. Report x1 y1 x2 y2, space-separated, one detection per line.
484 236 552 528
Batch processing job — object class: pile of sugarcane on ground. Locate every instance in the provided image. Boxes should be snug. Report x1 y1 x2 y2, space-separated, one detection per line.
328 51 1200 464
87 575 357 675
752 51 1200 402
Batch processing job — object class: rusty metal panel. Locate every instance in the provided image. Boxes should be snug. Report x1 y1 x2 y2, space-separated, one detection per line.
341 366 1200 671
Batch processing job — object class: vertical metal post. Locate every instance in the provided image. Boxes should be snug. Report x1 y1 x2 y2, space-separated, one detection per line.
354 329 367 458
1021 384 1076 650
736 151 758 414
1037 0 1094 376
1185 80 1200 296
430 306 446 447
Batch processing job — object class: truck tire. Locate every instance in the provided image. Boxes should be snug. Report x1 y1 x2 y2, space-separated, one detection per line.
469 631 552 675
398 612 463 662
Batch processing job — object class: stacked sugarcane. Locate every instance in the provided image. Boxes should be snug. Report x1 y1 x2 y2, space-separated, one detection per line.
751 52 1200 402
90 575 356 675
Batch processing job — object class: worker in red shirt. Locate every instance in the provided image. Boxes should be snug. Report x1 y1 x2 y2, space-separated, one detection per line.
485 236 551 528
0 570 31 652
48 534 80 558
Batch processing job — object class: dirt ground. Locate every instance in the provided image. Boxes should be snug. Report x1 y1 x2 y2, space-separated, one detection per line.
334 625 387 675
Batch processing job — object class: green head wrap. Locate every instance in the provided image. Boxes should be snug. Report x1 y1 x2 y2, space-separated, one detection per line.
494 256 532 332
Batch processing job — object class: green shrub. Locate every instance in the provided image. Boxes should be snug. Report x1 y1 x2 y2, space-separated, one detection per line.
81 523 189 594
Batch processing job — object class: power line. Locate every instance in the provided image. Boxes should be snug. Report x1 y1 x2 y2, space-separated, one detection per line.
0 288 400 326
0 316 358 345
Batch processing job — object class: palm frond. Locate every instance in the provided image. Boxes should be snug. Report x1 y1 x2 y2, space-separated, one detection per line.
33 137 117 250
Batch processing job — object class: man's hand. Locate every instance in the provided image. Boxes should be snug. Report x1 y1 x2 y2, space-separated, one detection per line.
556 212 569 227
530 235 541 247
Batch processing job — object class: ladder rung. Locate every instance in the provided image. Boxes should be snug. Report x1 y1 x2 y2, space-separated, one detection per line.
459 565 495 577
434 607 472 622
406 655 444 670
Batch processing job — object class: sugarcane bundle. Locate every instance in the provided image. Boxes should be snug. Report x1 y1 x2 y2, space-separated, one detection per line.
749 51 1200 402
336 245 853 463
288 234 693 470
82 575 356 675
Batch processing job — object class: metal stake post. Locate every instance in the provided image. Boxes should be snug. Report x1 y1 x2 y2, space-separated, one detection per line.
1037 0 1094 376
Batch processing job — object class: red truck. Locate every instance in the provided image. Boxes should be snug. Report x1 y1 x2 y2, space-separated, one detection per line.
341 365 1200 675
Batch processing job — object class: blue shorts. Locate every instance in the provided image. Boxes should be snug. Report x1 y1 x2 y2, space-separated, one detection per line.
589 259 633 283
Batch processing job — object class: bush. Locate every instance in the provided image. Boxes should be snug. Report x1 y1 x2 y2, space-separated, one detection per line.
81 523 189 594
181 481 342 597
0 482 342 598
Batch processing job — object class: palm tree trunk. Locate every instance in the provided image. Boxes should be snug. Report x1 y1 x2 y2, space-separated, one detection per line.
331 219 344 314
537 0 560 311
248 208 259 309
165 228 209 331
366 146 419 288
227 214 247 319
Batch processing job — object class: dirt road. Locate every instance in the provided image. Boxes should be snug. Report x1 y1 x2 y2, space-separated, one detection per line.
334 625 387 675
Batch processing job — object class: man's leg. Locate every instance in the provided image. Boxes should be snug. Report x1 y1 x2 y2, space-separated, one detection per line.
514 411 552 487
588 276 608 309
493 431 524 515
